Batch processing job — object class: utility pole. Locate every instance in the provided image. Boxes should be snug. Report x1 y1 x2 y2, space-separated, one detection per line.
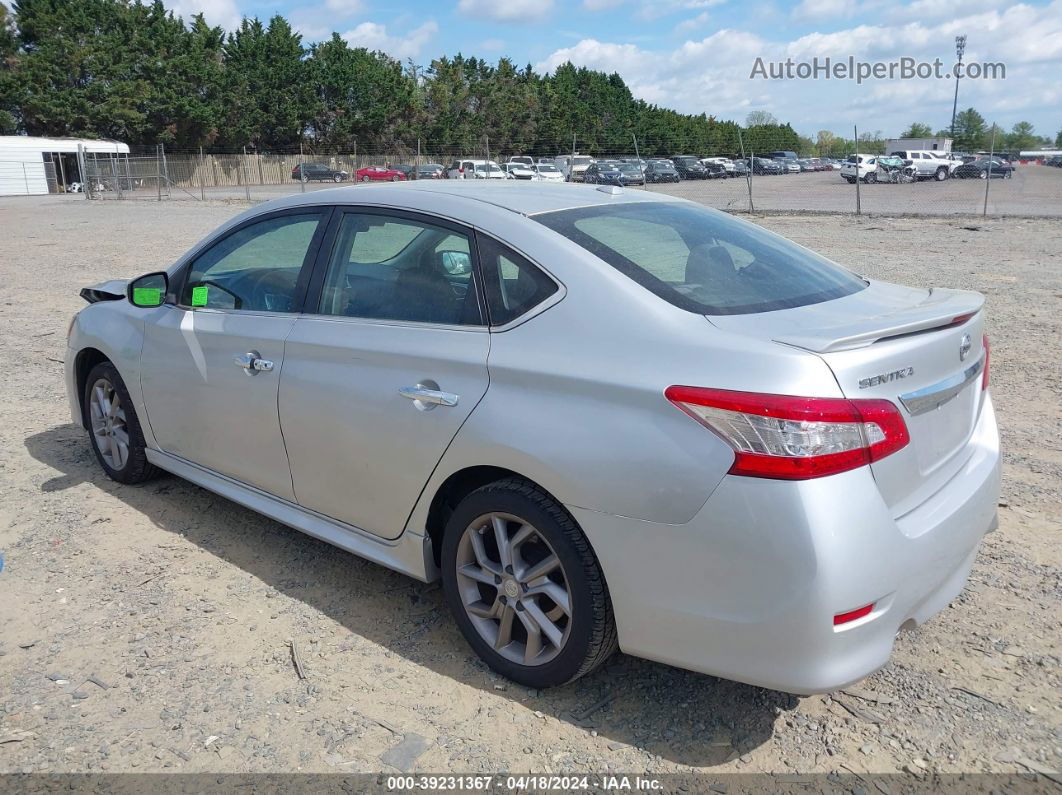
950 35 967 142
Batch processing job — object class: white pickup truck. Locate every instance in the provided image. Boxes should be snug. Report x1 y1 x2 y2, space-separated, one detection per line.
890 150 957 181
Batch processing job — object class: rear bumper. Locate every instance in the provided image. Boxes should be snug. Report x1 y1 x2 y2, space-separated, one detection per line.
572 394 1000 694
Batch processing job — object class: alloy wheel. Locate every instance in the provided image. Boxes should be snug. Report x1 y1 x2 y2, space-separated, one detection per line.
454 512 572 666
89 378 129 470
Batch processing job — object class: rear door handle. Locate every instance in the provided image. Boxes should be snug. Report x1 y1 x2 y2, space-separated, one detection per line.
398 386 459 407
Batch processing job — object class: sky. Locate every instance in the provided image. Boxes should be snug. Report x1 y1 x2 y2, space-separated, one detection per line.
164 0 1062 142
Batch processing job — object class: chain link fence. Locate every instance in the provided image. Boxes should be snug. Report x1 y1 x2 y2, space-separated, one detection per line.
7 137 1062 217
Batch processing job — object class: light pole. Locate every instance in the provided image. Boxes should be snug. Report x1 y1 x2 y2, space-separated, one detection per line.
949 35 967 142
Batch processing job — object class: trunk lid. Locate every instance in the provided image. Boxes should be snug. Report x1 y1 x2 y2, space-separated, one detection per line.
709 279 987 518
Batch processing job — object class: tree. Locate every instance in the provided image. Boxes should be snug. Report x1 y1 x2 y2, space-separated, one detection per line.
900 122 933 138
1055 128 1062 148
0 2 18 133
1006 121 1037 152
745 110 777 127
952 107 986 151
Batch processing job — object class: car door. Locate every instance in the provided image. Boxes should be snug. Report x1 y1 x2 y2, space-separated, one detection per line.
278 208 490 539
140 208 331 501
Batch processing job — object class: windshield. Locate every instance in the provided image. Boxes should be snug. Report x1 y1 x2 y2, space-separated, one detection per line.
618 164 640 173
572 157 592 165
537 164 559 173
534 202 866 315
475 163 503 174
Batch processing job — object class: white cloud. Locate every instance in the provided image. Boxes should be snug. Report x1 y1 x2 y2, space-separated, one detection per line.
457 0 554 23
584 0 625 9
536 1 1062 138
165 0 242 30
675 10 711 32
792 0 858 21
341 20 439 58
325 0 364 13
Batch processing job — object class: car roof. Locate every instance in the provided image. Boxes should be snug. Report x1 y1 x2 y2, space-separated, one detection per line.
256 180 684 217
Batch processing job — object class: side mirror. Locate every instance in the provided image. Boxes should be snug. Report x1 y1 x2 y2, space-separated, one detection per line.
128 272 168 308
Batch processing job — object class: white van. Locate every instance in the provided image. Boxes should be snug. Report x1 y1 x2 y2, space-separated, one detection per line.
446 159 508 179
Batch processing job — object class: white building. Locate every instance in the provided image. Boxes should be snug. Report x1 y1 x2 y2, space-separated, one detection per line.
0 136 130 196
884 137 954 154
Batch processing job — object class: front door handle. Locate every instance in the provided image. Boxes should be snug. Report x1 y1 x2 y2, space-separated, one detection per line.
399 385 459 408
234 351 274 374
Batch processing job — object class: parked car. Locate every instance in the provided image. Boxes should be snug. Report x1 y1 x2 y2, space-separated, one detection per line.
889 150 951 181
777 158 801 174
508 156 534 168
554 154 595 182
841 154 878 183
616 162 646 185
584 162 634 186
671 155 709 179
644 160 680 183
413 163 445 180
532 163 566 182
291 163 348 183
447 160 507 180
72 182 999 694
356 165 407 183
732 159 749 177
954 158 1014 179
701 157 735 176
702 161 728 179
1045 155 1062 167
503 162 538 180
748 157 781 175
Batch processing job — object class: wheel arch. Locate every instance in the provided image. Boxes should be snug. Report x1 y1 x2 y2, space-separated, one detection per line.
423 465 570 568
73 347 113 427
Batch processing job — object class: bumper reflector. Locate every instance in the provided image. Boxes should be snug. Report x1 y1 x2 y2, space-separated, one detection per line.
834 603 875 626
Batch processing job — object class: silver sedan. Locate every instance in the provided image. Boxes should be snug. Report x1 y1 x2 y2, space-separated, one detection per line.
65 182 1000 692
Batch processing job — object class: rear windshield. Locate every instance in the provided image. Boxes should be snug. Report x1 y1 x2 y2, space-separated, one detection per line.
533 202 866 315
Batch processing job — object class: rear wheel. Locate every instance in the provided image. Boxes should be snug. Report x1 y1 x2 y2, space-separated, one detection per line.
361 175 370 182
864 172 876 183
84 362 159 484
441 479 617 688
391 175 401 182
333 173 343 183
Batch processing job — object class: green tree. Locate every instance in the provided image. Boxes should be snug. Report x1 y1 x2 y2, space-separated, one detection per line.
952 107 987 151
1055 128 1062 148
0 2 19 133
1005 121 1037 152
900 122 933 138
220 16 308 150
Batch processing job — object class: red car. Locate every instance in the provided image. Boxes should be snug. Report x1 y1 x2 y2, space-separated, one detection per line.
355 165 407 183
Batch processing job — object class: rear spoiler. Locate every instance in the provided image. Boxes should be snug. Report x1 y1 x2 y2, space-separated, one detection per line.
774 288 984 353
80 279 128 304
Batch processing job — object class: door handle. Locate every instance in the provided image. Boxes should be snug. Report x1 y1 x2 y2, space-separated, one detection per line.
399 386 459 407
234 352 274 374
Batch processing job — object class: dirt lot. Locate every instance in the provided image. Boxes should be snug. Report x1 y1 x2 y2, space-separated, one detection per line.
0 196 1059 780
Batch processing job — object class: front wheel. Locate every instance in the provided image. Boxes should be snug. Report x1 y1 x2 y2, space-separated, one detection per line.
84 362 159 484
935 167 948 181
864 172 876 183
978 171 987 179
441 479 617 688
361 175 370 182
333 174 343 183
391 175 401 182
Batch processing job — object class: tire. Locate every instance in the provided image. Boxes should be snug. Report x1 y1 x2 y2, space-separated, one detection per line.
300 174 308 184
333 174 342 183
844 177 855 184
361 175 370 182
865 172 876 184
978 171 987 179
391 175 401 182
441 478 618 688
935 167 948 181
83 361 160 485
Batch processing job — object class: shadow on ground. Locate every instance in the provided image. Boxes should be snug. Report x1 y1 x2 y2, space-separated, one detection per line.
26 423 797 767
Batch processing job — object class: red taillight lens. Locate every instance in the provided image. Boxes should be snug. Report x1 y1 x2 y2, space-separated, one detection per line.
981 334 990 390
664 386 910 480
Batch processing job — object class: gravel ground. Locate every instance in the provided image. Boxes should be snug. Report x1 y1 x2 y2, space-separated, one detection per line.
0 197 1059 780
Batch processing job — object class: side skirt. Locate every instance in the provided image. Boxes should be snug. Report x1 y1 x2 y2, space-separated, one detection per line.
146 449 438 582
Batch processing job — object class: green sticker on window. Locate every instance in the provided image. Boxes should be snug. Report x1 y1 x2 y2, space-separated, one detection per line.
191 286 209 307
132 287 161 306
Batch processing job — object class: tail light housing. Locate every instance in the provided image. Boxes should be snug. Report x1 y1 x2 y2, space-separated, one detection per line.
665 386 910 480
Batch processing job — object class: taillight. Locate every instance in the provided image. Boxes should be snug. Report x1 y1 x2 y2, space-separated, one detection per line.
981 334 990 390
664 386 910 480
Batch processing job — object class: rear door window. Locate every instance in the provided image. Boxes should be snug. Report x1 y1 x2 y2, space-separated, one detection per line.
534 202 866 315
